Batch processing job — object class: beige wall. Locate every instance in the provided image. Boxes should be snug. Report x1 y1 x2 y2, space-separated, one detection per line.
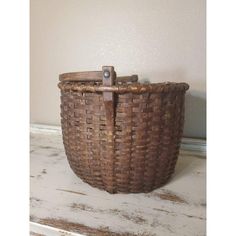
30 0 206 138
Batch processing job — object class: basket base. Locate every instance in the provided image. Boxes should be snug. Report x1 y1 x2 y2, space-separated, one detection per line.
70 165 173 194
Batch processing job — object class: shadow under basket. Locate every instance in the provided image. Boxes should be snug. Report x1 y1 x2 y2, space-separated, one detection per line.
58 66 189 193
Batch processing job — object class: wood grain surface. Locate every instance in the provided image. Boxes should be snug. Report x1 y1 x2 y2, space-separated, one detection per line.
30 131 206 236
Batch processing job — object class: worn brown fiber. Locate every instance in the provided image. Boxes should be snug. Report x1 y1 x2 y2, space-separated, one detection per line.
58 66 189 193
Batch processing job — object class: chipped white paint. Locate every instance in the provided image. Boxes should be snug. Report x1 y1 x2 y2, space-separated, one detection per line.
30 222 83 236
30 130 206 236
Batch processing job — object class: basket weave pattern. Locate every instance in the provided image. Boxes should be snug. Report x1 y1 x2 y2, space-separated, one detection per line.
59 68 189 193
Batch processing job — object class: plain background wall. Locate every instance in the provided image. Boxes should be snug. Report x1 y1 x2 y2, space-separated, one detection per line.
30 0 206 138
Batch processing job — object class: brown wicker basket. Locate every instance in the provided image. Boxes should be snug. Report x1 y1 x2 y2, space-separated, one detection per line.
58 66 189 193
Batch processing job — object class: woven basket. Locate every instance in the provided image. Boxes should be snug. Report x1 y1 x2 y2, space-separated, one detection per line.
58 66 189 193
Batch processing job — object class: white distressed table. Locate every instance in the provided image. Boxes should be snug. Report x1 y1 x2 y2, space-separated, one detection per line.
30 129 206 236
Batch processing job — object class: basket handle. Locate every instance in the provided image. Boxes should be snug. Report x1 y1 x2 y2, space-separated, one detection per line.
102 66 115 122
102 66 116 192
59 71 138 83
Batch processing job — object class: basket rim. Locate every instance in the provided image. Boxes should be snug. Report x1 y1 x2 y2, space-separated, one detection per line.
58 81 189 93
